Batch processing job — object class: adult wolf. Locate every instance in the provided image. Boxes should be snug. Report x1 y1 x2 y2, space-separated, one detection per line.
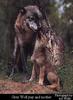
8 5 42 78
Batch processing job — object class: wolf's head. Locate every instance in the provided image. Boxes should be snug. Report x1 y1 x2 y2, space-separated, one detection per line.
19 5 42 31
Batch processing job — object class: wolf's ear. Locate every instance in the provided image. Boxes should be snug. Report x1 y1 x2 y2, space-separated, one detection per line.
20 8 27 15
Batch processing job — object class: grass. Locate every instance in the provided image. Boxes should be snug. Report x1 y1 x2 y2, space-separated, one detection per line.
58 64 73 93
58 52 73 93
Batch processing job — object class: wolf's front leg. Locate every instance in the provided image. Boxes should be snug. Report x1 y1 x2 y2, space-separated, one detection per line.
38 66 45 85
8 37 18 78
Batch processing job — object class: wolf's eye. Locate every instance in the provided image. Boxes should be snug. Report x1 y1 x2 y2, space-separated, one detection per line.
30 17 34 21
28 16 35 21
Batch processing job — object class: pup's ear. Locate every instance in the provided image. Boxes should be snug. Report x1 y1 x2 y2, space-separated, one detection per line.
20 8 27 15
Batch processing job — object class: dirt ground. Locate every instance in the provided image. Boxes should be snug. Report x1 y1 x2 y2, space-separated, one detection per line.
0 79 57 94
